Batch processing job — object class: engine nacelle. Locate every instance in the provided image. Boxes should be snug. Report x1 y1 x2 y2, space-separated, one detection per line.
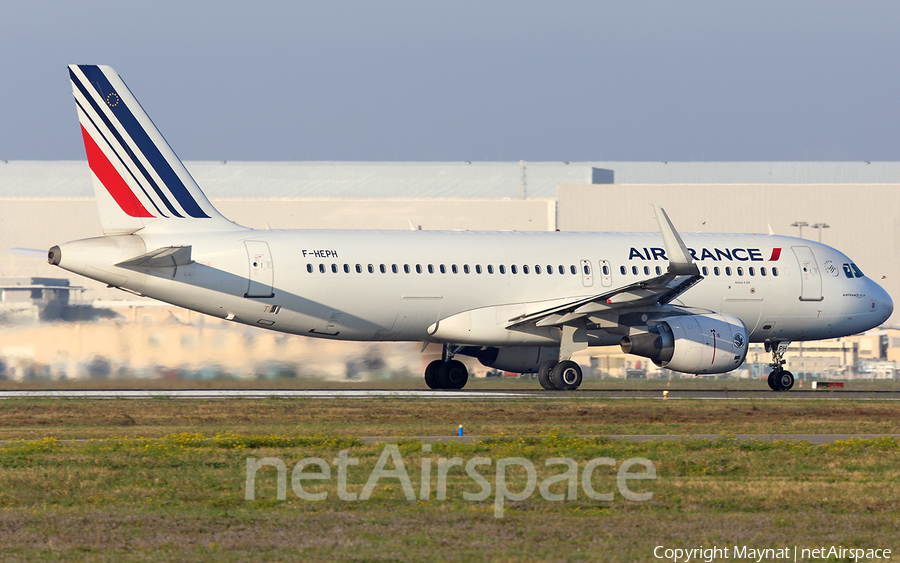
620 313 748 374
459 346 560 374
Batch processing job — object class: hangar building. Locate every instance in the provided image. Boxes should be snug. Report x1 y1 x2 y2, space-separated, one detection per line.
1 159 896 312
0 160 897 381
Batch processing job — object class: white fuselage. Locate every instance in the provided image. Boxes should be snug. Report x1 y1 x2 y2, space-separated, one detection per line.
53 228 893 349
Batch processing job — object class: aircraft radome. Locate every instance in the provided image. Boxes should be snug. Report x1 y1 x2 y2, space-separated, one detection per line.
48 65 894 391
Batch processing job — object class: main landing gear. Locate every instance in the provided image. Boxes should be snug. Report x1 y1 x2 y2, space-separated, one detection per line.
424 345 469 390
765 341 794 391
537 360 583 391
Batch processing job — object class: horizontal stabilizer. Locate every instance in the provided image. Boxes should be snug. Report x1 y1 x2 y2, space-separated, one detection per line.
4 247 48 259
116 246 193 269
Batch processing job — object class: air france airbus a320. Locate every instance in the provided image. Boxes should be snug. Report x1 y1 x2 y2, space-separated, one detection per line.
49 65 893 391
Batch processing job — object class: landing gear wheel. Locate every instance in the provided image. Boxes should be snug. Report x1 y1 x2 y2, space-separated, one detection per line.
776 370 794 391
550 360 583 391
424 360 443 389
765 341 791 391
538 361 557 390
437 359 469 390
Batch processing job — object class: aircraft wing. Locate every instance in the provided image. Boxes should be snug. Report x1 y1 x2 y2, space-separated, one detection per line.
509 204 702 329
507 270 703 328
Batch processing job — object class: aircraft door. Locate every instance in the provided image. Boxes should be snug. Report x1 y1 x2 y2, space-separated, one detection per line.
792 246 823 302
599 260 612 287
244 240 275 298
580 260 594 287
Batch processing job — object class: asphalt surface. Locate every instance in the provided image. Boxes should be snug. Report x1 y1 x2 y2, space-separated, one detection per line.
0 388 898 400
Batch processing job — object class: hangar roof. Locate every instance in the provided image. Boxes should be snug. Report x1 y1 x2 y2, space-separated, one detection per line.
1 161 897 199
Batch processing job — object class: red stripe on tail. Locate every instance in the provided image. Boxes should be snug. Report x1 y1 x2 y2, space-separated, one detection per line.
80 125 154 218
769 248 781 261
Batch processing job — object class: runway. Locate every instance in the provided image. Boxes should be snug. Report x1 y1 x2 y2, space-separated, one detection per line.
360 434 900 445
0 388 899 400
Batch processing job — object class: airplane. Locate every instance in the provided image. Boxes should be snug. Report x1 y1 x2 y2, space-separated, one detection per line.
48 65 893 392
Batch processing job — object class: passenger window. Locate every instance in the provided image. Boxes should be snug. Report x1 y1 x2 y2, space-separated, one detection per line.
620 265 627 275
570 265 577 275
428 264 434 274
535 265 542 274
643 266 649 275
332 264 338 273
307 264 313 273
319 264 325 273
714 267 720 276
524 265 531 274
772 267 779 277
511 265 518 274
842 264 853 278
488 265 494 274
737 267 743 276
464 265 470 274
760 267 767 276
656 266 662 275
439 264 446 274
416 264 422 274
558 265 565 274
475 265 481 274
702 266 708 276
404 264 410 274
632 266 638 275
547 265 553 274
356 264 362 274
453 265 459 274
584 264 591 275
392 264 398 274
344 264 350 274
602 265 610 275
725 267 732 276
851 263 864 278
368 264 374 274
749 267 755 276
499 265 506 274
380 264 386 274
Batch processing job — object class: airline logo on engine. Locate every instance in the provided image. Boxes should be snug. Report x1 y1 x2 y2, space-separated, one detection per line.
628 247 782 262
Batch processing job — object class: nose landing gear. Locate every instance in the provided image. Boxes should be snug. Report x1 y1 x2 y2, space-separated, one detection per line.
765 341 794 391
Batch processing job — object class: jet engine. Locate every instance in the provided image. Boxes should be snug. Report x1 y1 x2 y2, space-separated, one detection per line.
459 346 560 374
620 313 748 374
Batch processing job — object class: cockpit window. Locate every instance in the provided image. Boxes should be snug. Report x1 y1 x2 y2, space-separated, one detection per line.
842 264 853 278
851 263 864 278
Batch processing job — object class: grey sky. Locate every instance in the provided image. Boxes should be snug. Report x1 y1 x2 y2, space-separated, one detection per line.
2 1 899 162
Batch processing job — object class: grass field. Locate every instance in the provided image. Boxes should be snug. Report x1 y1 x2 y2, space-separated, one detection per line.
0 397 898 561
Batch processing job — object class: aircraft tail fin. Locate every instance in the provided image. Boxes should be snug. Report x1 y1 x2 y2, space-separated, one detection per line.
68 65 241 235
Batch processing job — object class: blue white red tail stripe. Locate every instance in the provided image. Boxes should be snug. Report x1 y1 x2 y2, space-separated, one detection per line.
76 66 209 219
79 124 154 218
72 90 170 218
69 65 238 235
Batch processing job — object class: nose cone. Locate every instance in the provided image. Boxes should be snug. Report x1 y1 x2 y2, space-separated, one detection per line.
869 278 893 325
